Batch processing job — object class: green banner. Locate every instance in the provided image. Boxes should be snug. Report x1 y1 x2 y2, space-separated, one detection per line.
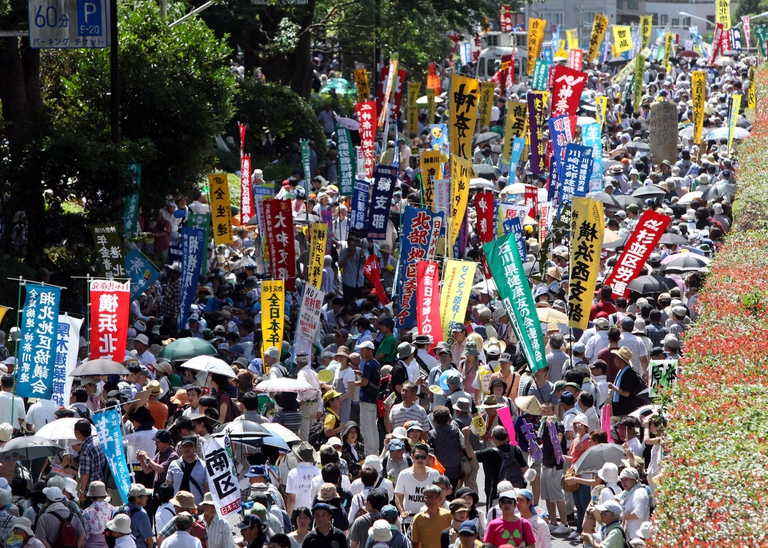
300 139 311 193
187 213 211 276
335 122 357 196
633 55 645 112
90 223 125 280
757 25 768 57
124 163 141 234
483 233 547 373
532 60 550 91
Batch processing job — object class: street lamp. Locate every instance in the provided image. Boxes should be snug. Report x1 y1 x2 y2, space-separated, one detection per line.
732 10 768 29
678 11 715 28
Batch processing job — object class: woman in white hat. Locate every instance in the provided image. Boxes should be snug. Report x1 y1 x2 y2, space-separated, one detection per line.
105 514 135 548
9 517 44 548
580 462 622 538
82 481 114 548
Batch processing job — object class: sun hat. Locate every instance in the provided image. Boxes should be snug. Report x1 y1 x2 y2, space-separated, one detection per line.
169 490 196 509
596 500 623 515
572 413 590 430
199 492 216 507
42 487 64 502
397 342 415 359
478 394 503 410
387 439 405 451
318 483 340 502
620 467 640 481
323 390 341 403
86 481 108 499
293 441 317 463
368 519 393 542
515 395 542 416
106 514 132 535
11 517 34 536
598 462 620 483
611 346 633 364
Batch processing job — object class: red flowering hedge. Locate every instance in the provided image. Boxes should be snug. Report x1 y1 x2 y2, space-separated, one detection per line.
650 68 768 547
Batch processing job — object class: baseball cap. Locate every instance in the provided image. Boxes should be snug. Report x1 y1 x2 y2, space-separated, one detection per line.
153 429 173 444
236 514 262 529
459 521 478 535
245 465 269 478
387 439 405 451
357 341 375 350
596 500 623 515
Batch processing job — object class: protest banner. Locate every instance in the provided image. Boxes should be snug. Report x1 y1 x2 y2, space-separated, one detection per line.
527 91 549 174
427 88 436 123
91 224 125 279
427 62 441 93
263 200 295 290
506 216 527 262
350 180 370 238
568 197 604 329
89 280 129 363
377 63 405 126
528 18 547 74
407 81 421 135
187 212 211 276
440 260 477 341
300 139 311 189
566 28 579 49
125 249 160 302
209 174 233 245
649 101 679 164
499 4 512 32
307 223 328 290
500 53 513 95
53 315 83 408
354 68 369 101
613 26 632 53
297 284 325 342
449 74 480 159
586 13 609 63
420 150 441 210
634 55 645 111
582 123 603 192
648 360 678 397
450 155 472 245
503 100 527 162
475 191 495 244
716 0 730 29
755 24 767 57
478 81 495 128
692 71 707 143
16 283 61 399
748 66 756 110
531 60 551 91
260 281 284 362
728 94 742 151
177 227 206 331
367 166 398 240
568 49 583 71
416 261 443 345
203 434 242 516
335 122 356 196
356 101 377 179
640 15 653 49
124 163 141 234
743 16 751 45
240 154 253 224
549 114 573 178
93 408 131 504
364 255 389 305
561 143 594 203
709 23 724 66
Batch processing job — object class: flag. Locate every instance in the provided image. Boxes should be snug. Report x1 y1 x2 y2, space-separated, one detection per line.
561 143 594 201
527 91 549 174
124 163 141 234
93 408 132 504
125 249 160 302
475 192 495 244
260 281 284 362
439 260 477 340
209 174 233 245
640 16 653 49
568 197 603 329
728 94 742 151
177 228 206 331
297 284 325 343
478 81 496 128
240 154 254 223
53 315 83 408
335 122 357 196
89 280 129 362
354 68 369 101
90 224 125 279
450 155 472 245
417 261 443 345
308 223 327 290
716 0 730 29
17 284 61 399
356 101 377 179
528 18 547 74
582 123 604 192
420 150 441 210
367 166 398 240
692 71 707 143
263 200 296 290
364 255 389 305
613 25 633 53
587 14 610 63
407 81 421 136
448 75 480 159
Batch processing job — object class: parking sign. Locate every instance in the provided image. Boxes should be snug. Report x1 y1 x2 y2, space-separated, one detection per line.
28 0 110 49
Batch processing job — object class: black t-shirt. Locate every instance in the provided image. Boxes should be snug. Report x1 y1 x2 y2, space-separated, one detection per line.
538 417 566 469
612 366 642 416
475 443 528 502
390 361 408 401
302 526 349 548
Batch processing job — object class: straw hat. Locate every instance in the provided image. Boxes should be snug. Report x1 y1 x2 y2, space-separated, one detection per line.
169 490 197 509
611 346 633 364
515 395 542 416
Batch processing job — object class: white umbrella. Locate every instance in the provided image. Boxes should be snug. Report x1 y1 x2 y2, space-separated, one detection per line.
255 378 314 393
416 95 445 106
500 183 527 196
70 359 130 377
181 355 237 378
36 418 98 442
262 422 301 444
678 191 703 205
705 126 750 141
472 279 498 293
577 116 597 126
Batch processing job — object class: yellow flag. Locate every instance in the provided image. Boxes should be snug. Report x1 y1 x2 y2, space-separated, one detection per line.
440 259 478 340
260 280 284 366
728 94 742 151
0 306 9 326
450 155 472 246
427 88 436 124
568 197 604 330
307 223 327 289
407 81 421 137
748 66 756 109
716 0 731 29
478 82 496 129
595 95 607 128
354 68 369 101
587 14 610 63
555 47 568 59
528 18 547 75
613 25 633 53
663 32 674 68
448 74 480 160
420 150 441 211
566 29 579 50
640 16 653 49
503 100 527 162
208 174 233 245
692 71 707 143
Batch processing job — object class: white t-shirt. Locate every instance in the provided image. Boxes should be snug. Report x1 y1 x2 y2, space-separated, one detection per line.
286 463 321 510
623 485 650 540
26 398 58 432
394 468 440 519
309 472 352 503
0 391 26 427
334 366 356 396
527 513 552 548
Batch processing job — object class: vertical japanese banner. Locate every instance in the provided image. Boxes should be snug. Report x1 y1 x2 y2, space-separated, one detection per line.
177 228 206 331
748 66 756 110
613 26 632 53
300 140 312 189
297 284 325 343
53 315 83 408
397 207 443 329
728 94 742 152
366 165 397 240
527 18 547 74
439 260 477 341
566 29 579 50
510 138 526 170
692 71 707 143
427 62 442 94
527 91 549 174
187 213 211 276
568 197 603 329
450 155 472 245
478 81 495 128
586 13 609 63
416 261 443 345
663 32 674 68
483 234 547 373
240 154 254 224
426 88 437 124
350 180 370 237
755 25 767 57
475 191 495 244
603 210 671 298
716 0 731 29
407 81 421 136
531 60 551 91
204 434 241 517
93 408 131 505
363 255 390 305
499 4 512 32
448 74 480 160
500 53 513 94
633 55 645 111
355 101 377 179
709 23 724 66
90 224 125 280
549 114 572 179
551 65 587 117
582 124 603 192
16 284 60 399
377 62 404 127
263 200 296 290
308 223 327 289
506 216 527 262
433 179 451 222
239 123 247 155
564 144 594 200
568 49 584 71
335 121 357 196
125 249 160 302
209 174 233 245
260 281 284 363
420 150 441 211
354 68 370 101
504 100 527 162
743 16 751 45
595 95 607 128
89 280 130 361
124 163 141 234
640 15 653 49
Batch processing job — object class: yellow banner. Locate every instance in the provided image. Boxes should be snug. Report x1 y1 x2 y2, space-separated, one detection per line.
595 95 607 128
209 174 233 245
407 81 421 137
640 15 653 49
449 74 480 160
568 197 604 330
633 54 645 111
528 18 547 75
420 150 441 211
0 306 9 326
613 25 633 53
440 259 478 340
308 223 327 289
260 280 284 364
450 154 472 246
728 93 742 151
478 81 496 129
663 32 674 69
716 0 731 29
587 14 610 63
503 100 527 162
566 28 579 50
748 66 756 109
692 70 707 143
354 69 369 101
427 88 436 124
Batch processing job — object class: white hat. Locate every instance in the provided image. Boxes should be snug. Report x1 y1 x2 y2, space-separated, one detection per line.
358 341 375 350
106 514 133 535
11 517 34 536
134 320 147 332
637 521 654 540
327 437 343 448
265 346 280 359
0 423 12 443
368 520 393 542
43 486 64 502
597 462 619 484
596 500 623 515
362 454 383 475
572 413 590 430
62 477 78 499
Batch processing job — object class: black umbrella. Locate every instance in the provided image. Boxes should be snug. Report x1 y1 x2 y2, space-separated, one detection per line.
0 436 64 462
627 275 678 295
625 141 650 152
473 132 501 146
663 255 710 273
700 182 736 201
658 233 688 246
473 164 502 180
590 192 623 210
631 186 666 199
613 195 644 209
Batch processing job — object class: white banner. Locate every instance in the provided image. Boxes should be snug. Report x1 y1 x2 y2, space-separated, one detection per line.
53 315 83 408
204 434 242 517
296 284 325 342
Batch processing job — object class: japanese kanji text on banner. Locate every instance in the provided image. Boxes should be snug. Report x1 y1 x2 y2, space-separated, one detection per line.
260 281 284 363
90 280 130 362
209 174 233 245
17 283 61 399
568 197 604 329
204 434 242 517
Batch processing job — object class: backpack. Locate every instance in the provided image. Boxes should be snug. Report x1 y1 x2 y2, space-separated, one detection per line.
0 514 16 548
494 447 525 487
51 512 79 548
308 412 337 450
617 526 634 548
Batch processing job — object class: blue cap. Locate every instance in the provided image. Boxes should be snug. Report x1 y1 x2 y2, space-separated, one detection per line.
236 514 262 529
245 465 268 479
381 505 399 523
560 391 575 405
387 439 405 451
459 521 478 535
312 502 334 514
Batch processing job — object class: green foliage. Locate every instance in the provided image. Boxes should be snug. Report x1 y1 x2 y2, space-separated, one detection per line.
309 93 356 117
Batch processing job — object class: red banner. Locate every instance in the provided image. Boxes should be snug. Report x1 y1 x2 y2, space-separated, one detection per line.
238 123 246 155
551 65 587 117
427 63 441 94
263 199 296 290
524 184 538 219
90 280 130 364
709 23 724 66
475 191 495 244
363 254 390 305
603 210 671 298
500 53 513 95
240 154 254 223
355 101 377 179
499 4 512 32
376 66 406 125
568 49 584 71
416 261 443 345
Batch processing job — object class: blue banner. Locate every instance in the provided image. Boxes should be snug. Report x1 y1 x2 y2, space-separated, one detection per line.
177 227 206 331
92 408 131 504
561 143 594 200
397 207 444 329
17 284 61 399
582 123 603 191
125 249 160 302
366 165 397 240
350 180 370 235
549 114 571 180
548 156 561 203
124 163 141 234
507 216 528 262
510 137 525 169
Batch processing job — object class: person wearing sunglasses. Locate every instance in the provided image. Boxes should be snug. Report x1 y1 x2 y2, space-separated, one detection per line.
482 490 535 547
394 444 440 527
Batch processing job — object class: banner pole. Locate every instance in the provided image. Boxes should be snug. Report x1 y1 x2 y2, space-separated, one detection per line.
10 277 23 430
86 275 91 360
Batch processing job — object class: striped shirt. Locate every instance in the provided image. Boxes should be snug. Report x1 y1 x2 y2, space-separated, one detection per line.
205 514 236 548
78 435 106 481
388 402 429 431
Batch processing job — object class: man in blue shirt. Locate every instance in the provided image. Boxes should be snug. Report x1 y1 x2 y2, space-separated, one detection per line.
356 342 381 453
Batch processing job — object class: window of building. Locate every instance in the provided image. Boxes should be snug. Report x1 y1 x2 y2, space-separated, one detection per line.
672 18 680 27
628 0 638 9
660 14 668 25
